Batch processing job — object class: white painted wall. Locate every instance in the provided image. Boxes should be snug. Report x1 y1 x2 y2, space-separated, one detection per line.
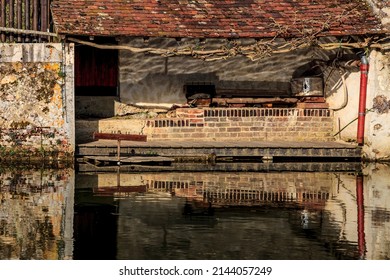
328 50 390 160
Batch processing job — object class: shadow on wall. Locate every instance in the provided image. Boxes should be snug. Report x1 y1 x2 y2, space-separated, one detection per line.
75 119 99 144
75 96 119 118
119 39 319 105
118 36 370 107
120 72 293 105
291 53 361 99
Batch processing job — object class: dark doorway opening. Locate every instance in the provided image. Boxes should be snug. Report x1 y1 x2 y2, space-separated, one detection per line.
74 37 119 96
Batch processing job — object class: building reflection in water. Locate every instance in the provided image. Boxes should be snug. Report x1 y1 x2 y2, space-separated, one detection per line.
1 163 390 260
73 164 390 260
0 168 74 260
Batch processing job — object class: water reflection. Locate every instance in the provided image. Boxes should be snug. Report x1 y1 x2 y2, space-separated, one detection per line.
0 168 74 260
73 163 390 260
1 163 390 260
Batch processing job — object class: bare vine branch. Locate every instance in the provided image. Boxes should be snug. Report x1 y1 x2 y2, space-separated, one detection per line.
67 7 388 62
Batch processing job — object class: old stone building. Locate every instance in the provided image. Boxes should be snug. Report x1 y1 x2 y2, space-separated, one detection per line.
1 0 389 160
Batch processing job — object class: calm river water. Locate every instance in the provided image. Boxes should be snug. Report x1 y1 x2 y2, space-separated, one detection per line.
0 162 389 260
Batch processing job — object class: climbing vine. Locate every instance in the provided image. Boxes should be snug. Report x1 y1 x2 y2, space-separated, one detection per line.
67 9 389 61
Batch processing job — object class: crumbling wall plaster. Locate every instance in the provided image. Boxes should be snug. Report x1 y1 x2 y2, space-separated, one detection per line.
0 43 74 156
329 50 390 160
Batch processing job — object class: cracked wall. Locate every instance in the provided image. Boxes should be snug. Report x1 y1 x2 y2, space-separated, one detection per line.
0 44 75 156
328 50 390 161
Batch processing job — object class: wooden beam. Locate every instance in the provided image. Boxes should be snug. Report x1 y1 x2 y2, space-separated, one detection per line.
1 0 5 42
9 0 14 42
40 0 48 33
17 0 22 42
33 0 38 31
93 132 147 142
212 97 299 104
25 0 30 42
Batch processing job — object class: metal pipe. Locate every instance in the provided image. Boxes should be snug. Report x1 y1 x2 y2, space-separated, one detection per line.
357 55 369 146
331 72 349 111
356 173 366 259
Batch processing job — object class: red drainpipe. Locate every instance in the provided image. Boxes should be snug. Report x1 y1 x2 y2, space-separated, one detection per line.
357 55 369 146
356 174 366 259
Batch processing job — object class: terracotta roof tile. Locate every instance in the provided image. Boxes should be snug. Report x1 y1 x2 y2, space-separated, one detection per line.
51 0 385 38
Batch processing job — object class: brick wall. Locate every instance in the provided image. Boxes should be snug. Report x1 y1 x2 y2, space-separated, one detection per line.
145 108 334 142
140 171 336 207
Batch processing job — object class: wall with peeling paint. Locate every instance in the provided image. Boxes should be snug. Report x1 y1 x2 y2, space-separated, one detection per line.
0 43 75 156
328 50 390 161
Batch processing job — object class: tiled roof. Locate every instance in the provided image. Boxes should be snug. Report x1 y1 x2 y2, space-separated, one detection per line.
51 0 384 38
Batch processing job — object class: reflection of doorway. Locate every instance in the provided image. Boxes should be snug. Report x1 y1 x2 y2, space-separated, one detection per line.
74 37 119 118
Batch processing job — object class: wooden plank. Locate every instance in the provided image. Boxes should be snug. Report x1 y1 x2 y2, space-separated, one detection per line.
120 156 174 164
25 0 30 42
9 0 14 42
84 156 174 165
33 0 38 32
40 0 47 33
296 102 329 109
93 186 147 196
1 0 5 42
17 0 22 42
213 97 298 105
93 132 147 142
216 88 289 97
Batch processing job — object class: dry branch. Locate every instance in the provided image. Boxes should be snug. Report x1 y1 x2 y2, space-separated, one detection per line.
67 10 388 61
68 36 389 62
0 26 57 37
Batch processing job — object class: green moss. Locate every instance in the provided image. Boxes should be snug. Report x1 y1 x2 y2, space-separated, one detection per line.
10 121 31 129
0 146 74 166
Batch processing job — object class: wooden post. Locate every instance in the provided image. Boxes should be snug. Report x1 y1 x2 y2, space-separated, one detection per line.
17 0 22 42
1 0 5 42
9 0 14 42
40 0 48 41
117 140 121 164
33 0 38 32
25 0 30 42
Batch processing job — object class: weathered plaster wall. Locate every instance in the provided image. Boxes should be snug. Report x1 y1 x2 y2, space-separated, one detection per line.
366 51 390 160
0 43 75 157
119 37 331 105
328 50 390 160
